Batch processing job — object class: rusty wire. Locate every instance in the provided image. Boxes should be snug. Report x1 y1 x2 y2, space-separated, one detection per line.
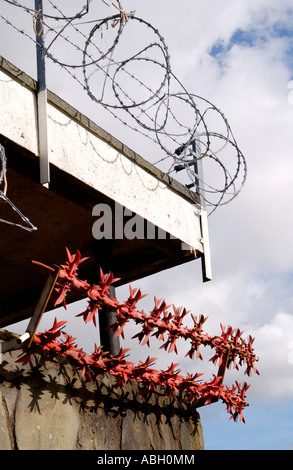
1 0 247 214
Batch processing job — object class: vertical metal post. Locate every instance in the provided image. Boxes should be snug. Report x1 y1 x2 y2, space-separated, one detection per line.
174 139 212 281
35 0 50 187
99 285 121 357
192 139 212 283
94 239 120 356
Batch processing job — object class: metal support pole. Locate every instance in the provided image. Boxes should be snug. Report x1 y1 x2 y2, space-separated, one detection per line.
94 239 120 356
200 209 212 282
191 140 212 282
99 285 121 357
35 0 50 187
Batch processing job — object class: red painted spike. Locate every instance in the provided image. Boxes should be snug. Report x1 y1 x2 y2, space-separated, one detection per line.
51 318 67 332
65 247 73 262
128 285 138 297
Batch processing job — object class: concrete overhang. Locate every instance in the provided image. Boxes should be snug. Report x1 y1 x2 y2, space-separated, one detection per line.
0 56 211 327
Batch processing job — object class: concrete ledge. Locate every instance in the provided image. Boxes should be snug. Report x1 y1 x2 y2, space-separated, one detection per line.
0 55 199 205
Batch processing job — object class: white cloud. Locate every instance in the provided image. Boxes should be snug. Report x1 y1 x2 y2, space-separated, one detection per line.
172 13 293 278
247 312 293 400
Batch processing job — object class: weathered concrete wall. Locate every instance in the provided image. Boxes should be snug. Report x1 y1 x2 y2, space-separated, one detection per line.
0 351 204 451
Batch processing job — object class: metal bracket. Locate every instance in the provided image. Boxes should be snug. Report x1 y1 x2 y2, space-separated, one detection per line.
26 267 60 347
200 208 212 282
0 267 60 362
0 329 31 363
35 0 50 188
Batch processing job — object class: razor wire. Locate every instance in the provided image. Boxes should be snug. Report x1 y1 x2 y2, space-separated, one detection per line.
0 0 247 215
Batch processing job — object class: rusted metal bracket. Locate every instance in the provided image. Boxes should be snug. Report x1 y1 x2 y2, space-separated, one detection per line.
0 267 60 361
27 267 60 347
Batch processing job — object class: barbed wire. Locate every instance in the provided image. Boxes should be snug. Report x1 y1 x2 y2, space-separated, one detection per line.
1 0 247 214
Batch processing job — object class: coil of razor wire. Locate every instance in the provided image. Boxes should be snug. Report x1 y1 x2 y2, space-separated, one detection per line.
1 0 247 215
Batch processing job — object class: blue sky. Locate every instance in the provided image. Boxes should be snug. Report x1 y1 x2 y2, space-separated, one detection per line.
1 0 293 450
210 21 293 73
200 398 293 450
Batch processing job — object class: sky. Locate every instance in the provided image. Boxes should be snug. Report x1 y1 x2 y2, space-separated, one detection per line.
1 0 293 450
